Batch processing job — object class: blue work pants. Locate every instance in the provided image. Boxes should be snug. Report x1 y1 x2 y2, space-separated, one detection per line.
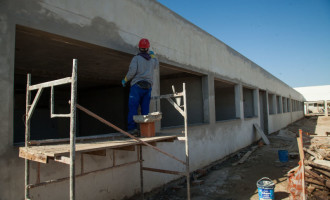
127 84 152 130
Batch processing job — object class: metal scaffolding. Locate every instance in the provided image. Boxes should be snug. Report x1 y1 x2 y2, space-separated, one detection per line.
21 59 191 200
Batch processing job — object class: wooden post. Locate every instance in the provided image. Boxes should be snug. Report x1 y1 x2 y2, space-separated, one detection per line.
298 129 306 200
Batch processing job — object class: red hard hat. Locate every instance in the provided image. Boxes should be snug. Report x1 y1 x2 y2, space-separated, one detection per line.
139 38 150 48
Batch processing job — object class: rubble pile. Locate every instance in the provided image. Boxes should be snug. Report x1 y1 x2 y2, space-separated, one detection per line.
303 136 330 199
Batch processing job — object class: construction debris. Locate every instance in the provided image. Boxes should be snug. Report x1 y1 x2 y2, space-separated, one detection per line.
254 123 270 145
288 130 330 199
232 145 258 166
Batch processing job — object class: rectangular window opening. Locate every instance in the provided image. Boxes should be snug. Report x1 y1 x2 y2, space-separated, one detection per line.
282 97 287 113
14 26 132 144
276 95 281 114
214 79 237 121
268 93 275 115
243 87 255 118
159 65 206 128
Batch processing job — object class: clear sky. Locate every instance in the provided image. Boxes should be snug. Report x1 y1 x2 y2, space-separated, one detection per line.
157 0 330 88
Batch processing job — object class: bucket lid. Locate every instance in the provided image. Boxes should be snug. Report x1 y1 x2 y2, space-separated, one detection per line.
256 177 275 189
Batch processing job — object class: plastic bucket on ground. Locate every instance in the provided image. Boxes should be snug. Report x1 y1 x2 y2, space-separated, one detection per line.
257 177 275 200
278 150 289 162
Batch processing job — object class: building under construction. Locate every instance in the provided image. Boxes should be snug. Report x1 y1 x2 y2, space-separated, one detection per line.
0 0 305 199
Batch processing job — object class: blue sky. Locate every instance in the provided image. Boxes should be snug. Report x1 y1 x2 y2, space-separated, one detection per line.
157 0 330 88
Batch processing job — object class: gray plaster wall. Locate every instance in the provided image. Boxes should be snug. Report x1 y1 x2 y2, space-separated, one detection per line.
268 111 302 133
0 0 304 199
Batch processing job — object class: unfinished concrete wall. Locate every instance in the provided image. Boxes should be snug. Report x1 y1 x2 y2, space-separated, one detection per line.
0 0 305 199
268 110 302 133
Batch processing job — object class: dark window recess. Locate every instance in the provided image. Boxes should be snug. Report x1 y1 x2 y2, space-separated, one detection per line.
160 67 204 128
268 94 275 114
243 87 254 118
14 25 132 144
214 80 236 121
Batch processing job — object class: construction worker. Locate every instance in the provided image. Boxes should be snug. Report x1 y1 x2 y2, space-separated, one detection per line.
122 38 159 135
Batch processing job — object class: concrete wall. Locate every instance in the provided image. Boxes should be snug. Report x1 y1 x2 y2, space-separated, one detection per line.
268 111 303 133
0 0 305 199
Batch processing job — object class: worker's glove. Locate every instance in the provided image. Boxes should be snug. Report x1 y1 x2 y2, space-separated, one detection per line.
149 50 156 59
121 77 128 87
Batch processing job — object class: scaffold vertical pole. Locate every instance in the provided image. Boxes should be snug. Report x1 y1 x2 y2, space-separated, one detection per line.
139 145 144 200
25 74 31 200
183 83 190 200
70 59 78 200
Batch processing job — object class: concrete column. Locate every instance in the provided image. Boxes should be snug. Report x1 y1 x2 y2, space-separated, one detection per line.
289 96 293 123
0 8 15 149
324 100 328 116
204 74 214 124
253 89 259 117
235 84 244 120
264 91 269 134
279 96 283 114
265 91 269 116
151 63 161 132
0 6 16 200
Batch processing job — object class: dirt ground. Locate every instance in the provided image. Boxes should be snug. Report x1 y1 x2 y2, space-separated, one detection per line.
150 116 330 200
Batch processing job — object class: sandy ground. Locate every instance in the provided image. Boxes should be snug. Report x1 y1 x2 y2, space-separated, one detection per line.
150 116 330 200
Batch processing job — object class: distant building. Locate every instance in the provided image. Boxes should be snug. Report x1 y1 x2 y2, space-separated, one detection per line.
295 85 330 116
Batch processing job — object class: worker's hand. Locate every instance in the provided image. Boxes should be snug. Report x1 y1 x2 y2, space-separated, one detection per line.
121 79 126 87
149 50 156 58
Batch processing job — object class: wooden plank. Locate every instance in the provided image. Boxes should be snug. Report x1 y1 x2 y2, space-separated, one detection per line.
160 138 176 143
54 156 70 164
305 160 330 171
297 138 305 161
305 168 329 187
83 150 107 156
113 146 135 151
253 124 270 145
303 147 322 159
142 142 157 147
20 135 179 158
19 148 48 163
